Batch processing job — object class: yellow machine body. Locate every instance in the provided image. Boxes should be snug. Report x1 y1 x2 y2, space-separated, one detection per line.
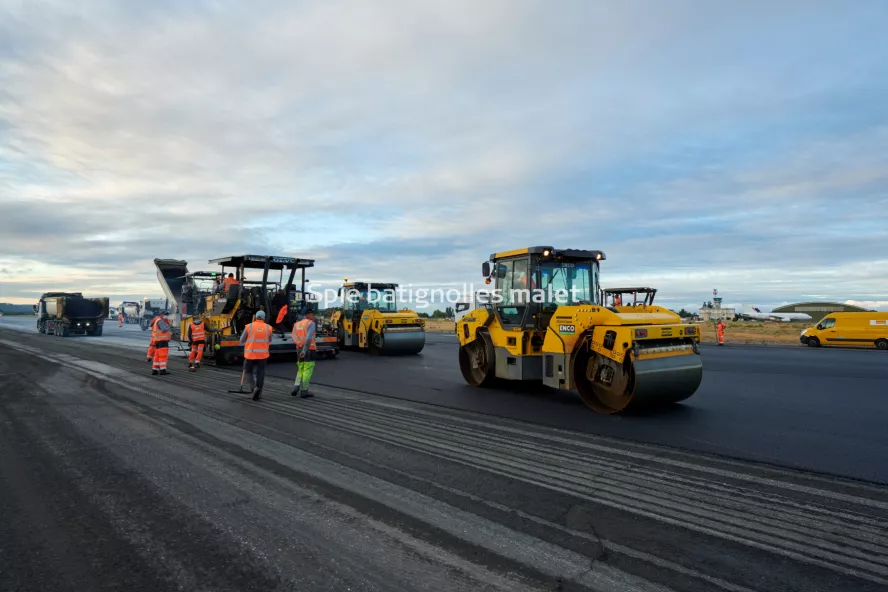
330 281 426 355
456 247 703 414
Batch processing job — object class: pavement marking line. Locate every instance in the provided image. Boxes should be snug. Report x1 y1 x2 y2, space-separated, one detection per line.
0 338 678 592
252 397 888 583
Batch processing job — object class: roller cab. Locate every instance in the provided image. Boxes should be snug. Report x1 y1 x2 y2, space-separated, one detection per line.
456 246 702 414
331 280 426 355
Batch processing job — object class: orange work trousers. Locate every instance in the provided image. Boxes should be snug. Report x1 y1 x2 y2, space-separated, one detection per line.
152 343 169 371
189 342 205 364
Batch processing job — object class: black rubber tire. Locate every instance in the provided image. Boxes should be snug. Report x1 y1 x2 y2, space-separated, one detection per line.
876 339 888 351
807 337 820 347
458 332 495 387
93 326 103 337
368 331 383 356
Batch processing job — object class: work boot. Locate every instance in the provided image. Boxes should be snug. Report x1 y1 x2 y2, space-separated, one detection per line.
188 364 195 372
290 384 301 396
151 370 158 376
300 389 313 399
159 369 169 375
252 388 262 401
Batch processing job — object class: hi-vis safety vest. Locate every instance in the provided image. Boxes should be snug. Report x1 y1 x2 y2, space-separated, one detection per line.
190 321 206 342
243 321 271 359
292 319 317 351
149 316 160 342
153 318 172 342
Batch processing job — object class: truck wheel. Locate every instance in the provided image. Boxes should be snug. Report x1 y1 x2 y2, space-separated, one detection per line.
876 339 888 351
93 326 103 337
807 337 820 347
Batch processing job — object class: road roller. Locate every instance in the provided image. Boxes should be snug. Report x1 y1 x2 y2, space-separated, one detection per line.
456 246 703 414
330 280 426 355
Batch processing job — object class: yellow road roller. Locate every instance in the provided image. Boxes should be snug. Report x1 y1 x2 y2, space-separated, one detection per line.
330 280 426 355
456 246 703 413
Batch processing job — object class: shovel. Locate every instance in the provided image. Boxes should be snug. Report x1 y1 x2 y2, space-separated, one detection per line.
227 366 248 393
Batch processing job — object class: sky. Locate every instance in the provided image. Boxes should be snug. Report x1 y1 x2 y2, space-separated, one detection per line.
1 0 887 312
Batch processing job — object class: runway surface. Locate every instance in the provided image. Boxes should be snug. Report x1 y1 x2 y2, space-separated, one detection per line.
2 314 887 484
2 323 887 592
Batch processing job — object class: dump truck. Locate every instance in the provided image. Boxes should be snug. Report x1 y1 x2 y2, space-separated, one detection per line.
116 301 142 324
35 292 109 337
330 280 426 355
140 298 169 330
153 255 338 365
456 246 702 414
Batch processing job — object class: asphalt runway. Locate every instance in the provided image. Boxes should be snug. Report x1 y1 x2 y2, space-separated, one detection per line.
2 323 888 592
3 315 886 484
265 332 888 485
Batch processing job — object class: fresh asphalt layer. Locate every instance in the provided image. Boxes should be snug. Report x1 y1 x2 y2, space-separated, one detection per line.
2 314 886 484
3 323 888 592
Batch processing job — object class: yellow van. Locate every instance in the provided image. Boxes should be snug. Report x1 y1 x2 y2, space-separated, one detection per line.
800 312 888 350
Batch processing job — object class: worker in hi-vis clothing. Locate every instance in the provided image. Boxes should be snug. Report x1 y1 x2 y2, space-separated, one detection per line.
146 313 161 363
239 310 272 400
716 320 726 346
223 273 240 292
187 315 206 371
152 311 173 375
275 302 289 339
290 309 317 398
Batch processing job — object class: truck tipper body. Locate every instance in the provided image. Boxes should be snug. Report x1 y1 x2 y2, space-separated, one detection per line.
36 292 109 336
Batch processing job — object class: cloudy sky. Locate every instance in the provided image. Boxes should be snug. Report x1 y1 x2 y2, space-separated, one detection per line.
1 0 887 312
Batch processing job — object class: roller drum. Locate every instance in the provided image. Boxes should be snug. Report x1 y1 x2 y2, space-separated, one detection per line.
575 349 702 414
372 329 425 355
627 354 703 410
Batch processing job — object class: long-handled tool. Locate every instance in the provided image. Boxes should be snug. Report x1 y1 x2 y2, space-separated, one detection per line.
227 367 247 393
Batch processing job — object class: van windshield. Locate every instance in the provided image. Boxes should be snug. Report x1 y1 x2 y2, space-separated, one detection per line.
819 318 836 329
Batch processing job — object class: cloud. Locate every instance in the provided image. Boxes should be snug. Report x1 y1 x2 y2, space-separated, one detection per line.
1 1 888 308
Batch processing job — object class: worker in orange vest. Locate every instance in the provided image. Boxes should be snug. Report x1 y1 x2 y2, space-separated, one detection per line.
614 295 623 306
118 310 124 327
187 315 206 371
239 310 271 400
275 302 289 339
716 320 726 346
146 312 161 363
223 273 240 292
151 311 173 375
290 309 317 398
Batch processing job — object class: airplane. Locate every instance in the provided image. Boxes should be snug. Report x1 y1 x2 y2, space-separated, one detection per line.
736 305 812 323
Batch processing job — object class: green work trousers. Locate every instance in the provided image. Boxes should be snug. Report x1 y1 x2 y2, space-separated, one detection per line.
294 350 316 389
